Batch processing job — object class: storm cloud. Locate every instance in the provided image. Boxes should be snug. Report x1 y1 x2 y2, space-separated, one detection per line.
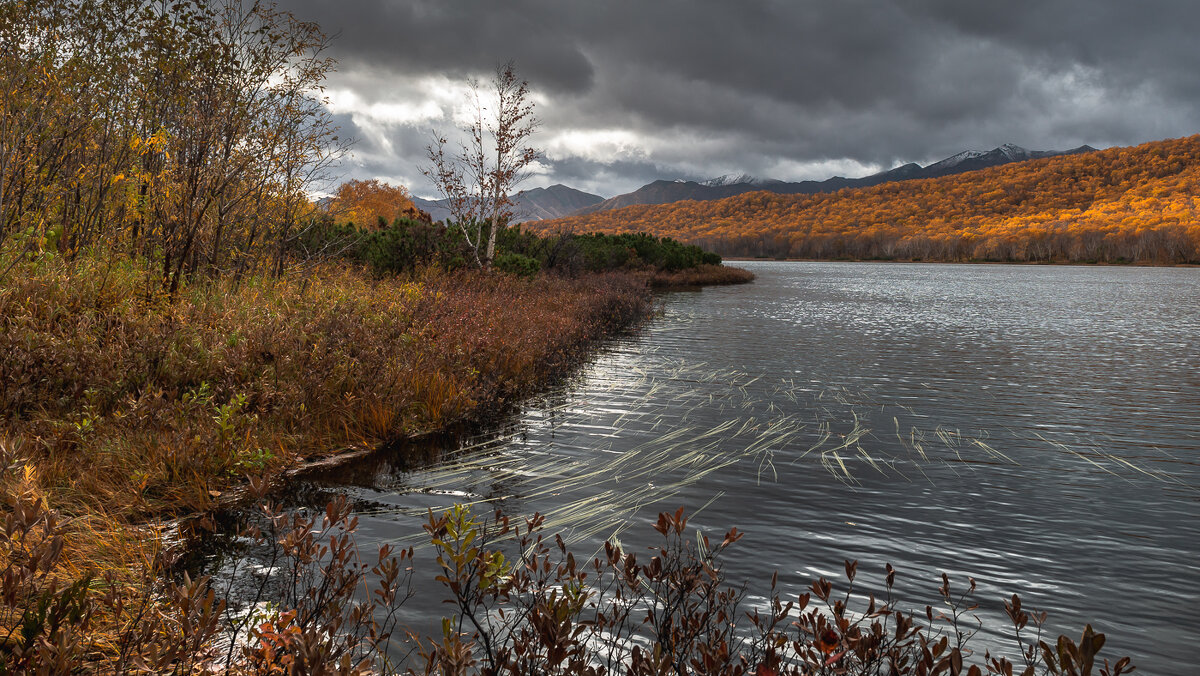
277 0 1200 197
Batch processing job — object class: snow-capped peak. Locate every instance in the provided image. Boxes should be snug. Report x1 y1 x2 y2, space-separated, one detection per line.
927 144 1033 171
701 173 763 187
996 143 1031 161
926 150 987 171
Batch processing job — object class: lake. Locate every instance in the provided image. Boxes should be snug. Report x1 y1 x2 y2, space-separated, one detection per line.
224 262 1200 673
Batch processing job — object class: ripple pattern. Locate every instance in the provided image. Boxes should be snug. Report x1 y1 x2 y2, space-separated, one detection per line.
231 262 1200 673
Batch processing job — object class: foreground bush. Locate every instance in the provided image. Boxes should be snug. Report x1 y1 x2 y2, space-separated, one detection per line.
0 482 411 673
0 495 1136 674
405 505 1135 676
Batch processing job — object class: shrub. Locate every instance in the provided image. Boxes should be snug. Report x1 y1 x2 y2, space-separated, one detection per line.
494 252 541 278
0 486 1137 674
410 505 1136 676
0 480 410 673
0 485 225 673
295 218 477 274
298 218 731 277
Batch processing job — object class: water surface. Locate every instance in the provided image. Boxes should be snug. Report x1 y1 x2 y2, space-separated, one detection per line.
234 262 1200 673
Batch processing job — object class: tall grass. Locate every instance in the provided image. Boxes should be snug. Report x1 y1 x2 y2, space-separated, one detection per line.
0 249 648 569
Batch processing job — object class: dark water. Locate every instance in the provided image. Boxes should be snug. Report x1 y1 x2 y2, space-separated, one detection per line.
224 262 1200 673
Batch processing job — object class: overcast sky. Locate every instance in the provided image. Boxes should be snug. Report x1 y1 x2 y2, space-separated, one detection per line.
275 0 1200 199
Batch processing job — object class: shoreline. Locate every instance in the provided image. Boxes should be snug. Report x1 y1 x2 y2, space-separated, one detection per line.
184 263 756 530
723 256 1199 267
186 312 653 521
1 253 753 570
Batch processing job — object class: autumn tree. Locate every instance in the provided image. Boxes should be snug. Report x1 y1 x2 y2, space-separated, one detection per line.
0 0 345 288
424 62 540 267
329 178 418 228
0 0 98 251
126 0 344 288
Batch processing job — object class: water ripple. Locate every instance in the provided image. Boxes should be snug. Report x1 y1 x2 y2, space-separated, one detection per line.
237 262 1199 674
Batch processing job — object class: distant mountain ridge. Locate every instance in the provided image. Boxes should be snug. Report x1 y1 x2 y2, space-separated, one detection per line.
412 184 603 224
700 173 778 187
411 144 1097 224
571 143 1097 216
919 143 1088 177
526 134 1200 265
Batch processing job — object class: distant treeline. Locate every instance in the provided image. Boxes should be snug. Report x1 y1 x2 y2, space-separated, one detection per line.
697 224 1198 263
297 218 722 277
533 135 1200 264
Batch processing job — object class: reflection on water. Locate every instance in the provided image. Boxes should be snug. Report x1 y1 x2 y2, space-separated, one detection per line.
215 262 1200 674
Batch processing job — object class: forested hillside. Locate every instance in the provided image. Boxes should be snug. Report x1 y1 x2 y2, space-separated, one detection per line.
532 136 1200 263
569 143 1093 217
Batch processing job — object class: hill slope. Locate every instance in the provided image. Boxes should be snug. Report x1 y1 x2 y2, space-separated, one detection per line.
531 136 1200 264
572 144 1096 216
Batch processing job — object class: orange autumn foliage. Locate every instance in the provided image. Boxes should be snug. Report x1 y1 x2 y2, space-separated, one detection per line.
533 135 1200 263
329 178 421 228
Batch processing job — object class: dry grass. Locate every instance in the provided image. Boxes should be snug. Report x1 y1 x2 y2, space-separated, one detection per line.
0 250 649 577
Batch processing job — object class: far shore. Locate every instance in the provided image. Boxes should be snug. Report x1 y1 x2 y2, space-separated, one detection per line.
723 256 1199 267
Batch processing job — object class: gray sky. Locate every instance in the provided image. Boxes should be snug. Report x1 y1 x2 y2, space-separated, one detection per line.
277 0 1200 198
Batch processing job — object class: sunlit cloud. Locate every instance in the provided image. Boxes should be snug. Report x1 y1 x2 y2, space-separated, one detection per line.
543 129 647 163
325 89 444 126
761 158 885 182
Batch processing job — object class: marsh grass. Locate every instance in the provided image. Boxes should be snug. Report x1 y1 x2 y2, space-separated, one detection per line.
0 247 649 584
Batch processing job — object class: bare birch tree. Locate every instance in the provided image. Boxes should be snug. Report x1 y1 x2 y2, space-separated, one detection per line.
423 62 539 268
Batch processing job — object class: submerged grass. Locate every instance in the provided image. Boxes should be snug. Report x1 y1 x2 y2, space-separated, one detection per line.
0 249 650 577
350 350 1195 561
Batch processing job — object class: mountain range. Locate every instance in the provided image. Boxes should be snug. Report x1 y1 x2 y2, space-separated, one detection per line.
412 143 1096 224
569 143 1097 217
526 134 1199 264
412 184 603 224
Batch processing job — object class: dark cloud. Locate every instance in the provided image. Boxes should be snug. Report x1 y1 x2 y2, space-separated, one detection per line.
277 0 1200 197
281 0 596 94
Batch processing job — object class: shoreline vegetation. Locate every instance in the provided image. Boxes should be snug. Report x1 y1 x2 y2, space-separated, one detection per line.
0 235 754 670
0 250 646 520
0 234 753 530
